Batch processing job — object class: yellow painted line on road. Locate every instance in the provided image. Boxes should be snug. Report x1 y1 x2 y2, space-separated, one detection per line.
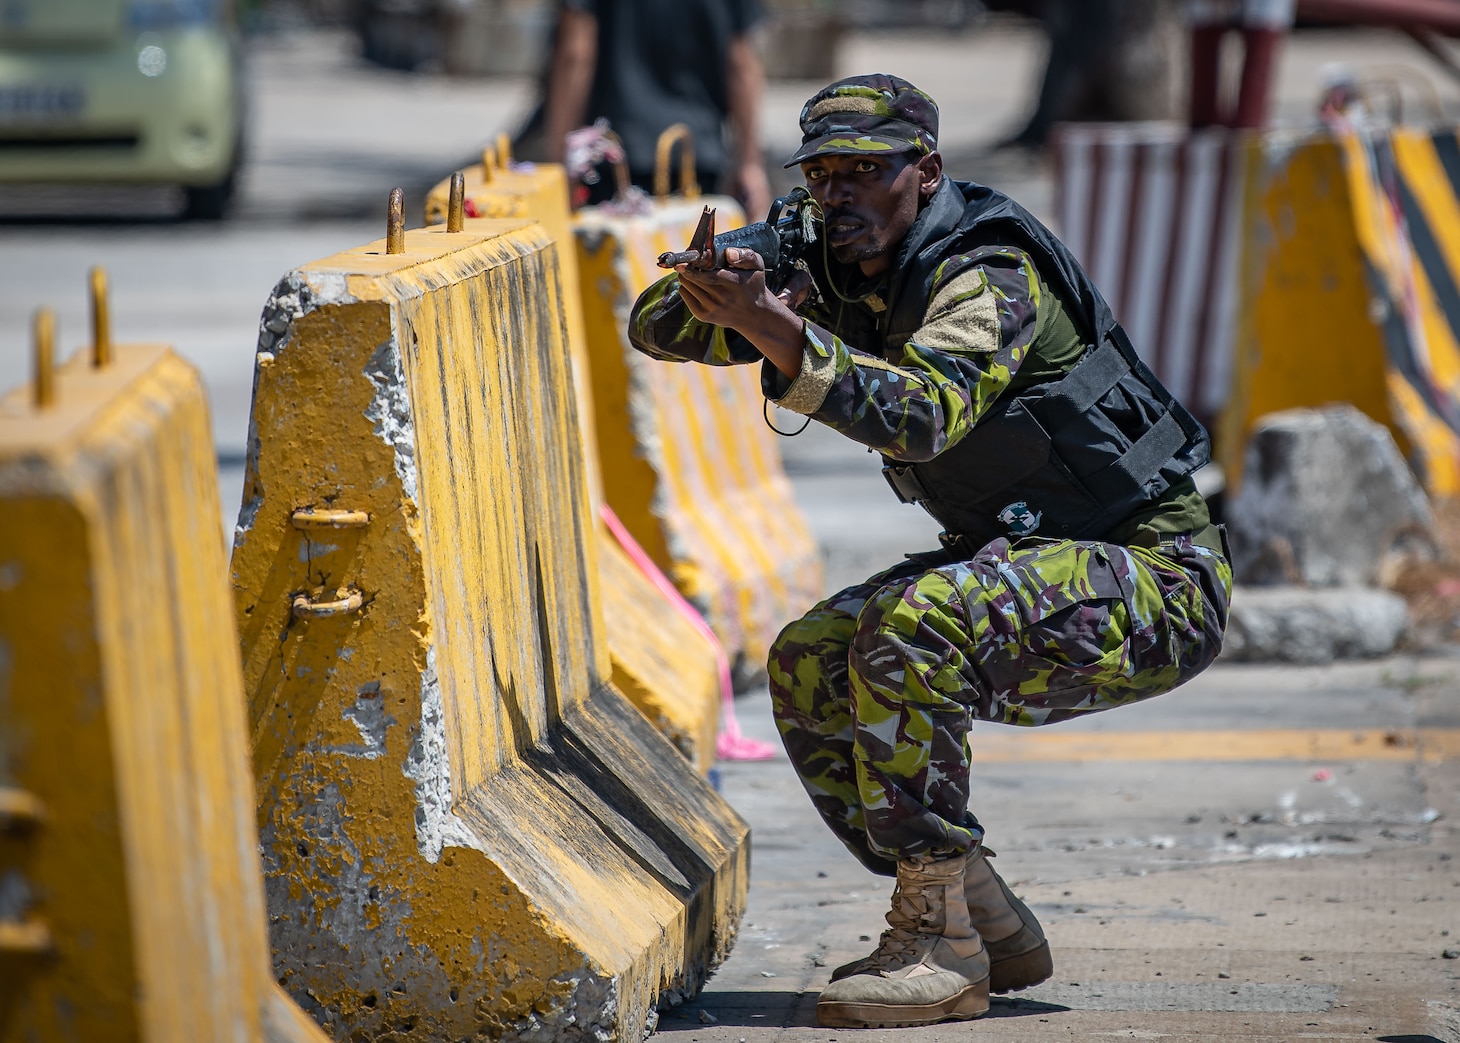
972 728 1460 764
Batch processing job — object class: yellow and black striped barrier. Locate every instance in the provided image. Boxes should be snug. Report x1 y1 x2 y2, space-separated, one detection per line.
1223 124 1460 494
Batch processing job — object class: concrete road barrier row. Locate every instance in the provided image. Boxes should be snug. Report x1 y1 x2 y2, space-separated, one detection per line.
425 144 726 769
575 194 824 684
230 213 749 1040
429 138 823 687
0 289 330 1042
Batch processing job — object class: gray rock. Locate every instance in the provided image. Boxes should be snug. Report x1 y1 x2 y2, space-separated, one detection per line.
1221 586 1409 663
1228 405 1435 587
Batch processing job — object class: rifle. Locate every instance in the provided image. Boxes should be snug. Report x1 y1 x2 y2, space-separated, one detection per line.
656 186 820 293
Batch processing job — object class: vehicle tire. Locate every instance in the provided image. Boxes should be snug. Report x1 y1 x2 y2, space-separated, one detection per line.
182 170 235 221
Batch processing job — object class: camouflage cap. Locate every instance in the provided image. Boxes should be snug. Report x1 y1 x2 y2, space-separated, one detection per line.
783 73 939 169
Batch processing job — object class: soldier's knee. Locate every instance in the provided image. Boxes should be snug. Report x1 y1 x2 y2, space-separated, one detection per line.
852 571 956 643
767 610 849 698
771 607 853 663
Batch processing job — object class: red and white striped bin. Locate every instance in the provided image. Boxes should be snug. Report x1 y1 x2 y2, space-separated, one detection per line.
1053 122 1250 431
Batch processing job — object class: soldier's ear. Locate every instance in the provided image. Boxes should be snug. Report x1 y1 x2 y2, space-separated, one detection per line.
917 152 943 199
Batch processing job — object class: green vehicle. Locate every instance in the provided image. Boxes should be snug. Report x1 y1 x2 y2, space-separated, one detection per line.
0 0 244 219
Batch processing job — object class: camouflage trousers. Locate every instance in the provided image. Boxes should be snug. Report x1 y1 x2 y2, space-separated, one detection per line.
767 534 1232 876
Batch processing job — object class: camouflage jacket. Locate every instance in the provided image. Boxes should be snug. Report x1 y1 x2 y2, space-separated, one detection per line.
628 204 1076 464
627 179 1216 550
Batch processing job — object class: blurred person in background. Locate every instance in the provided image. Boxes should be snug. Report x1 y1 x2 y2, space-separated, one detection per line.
628 73 1230 1029
526 0 770 216
1003 0 1182 148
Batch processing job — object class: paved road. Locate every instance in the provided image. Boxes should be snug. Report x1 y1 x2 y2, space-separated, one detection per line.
695 656 1460 1042
3 20 1460 1041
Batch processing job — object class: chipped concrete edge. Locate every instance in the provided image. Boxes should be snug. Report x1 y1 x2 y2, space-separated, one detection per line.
235 270 355 547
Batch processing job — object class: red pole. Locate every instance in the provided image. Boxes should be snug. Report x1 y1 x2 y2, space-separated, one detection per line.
1189 1 1236 129
1233 1 1294 129
1190 24 1228 129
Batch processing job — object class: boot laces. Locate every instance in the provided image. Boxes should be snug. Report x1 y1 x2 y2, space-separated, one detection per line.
867 865 942 971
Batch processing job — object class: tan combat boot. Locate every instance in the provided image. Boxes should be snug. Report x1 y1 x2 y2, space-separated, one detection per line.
964 845 1053 993
816 853 990 1028
832 844 1052 994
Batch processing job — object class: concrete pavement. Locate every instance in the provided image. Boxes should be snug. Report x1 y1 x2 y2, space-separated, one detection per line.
685 640 1460 1041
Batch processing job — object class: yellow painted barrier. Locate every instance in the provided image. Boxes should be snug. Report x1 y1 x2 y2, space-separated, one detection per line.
598 530 720 764
0 301 329 1041
575 192 824 682
1221 126 1460 494
425 144 724 771
425 140 598 502
230 214 750 1040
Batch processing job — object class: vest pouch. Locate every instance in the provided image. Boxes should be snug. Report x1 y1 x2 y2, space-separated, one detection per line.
890 394 1104 546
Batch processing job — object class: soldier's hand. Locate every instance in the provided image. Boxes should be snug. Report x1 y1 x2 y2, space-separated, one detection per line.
777 269 814 312
675 247 777 329
675 247 808 381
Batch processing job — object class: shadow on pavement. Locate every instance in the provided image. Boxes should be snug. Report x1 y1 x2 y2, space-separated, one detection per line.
657 991 1069 1030
986 995 1073 1018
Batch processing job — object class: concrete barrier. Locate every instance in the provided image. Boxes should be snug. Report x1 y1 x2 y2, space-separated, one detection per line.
426 150 725 769
575 193 824 682
598 522 721 767
0 295 329 1041
230 213 750 1040
1220 126 1460 495
424 142 597 501
1064 119 1460 494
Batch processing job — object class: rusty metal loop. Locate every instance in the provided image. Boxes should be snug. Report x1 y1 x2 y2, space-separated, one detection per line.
291 589 364 620
386 187 405 255
654 123 700 200
0 920 55 957
0 787 45 830
33 308 55 409
447 171 465 232
600 128 633 201
290 508 370 529
496 131 513 170
89 266 112 368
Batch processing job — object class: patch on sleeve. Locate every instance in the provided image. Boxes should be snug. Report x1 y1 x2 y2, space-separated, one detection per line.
927 262 989 318
916 267 1001 356
772 323 839 415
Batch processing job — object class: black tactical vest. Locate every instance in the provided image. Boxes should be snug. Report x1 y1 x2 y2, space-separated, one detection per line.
805 178 1210 549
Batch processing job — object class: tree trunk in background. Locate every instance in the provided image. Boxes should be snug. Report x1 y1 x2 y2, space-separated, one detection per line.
1010 0 1183 147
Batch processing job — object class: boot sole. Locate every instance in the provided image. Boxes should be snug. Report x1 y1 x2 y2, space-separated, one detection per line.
816 983 991 1028
989 939 1054 994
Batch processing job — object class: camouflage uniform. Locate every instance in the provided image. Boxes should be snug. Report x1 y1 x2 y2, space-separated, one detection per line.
628 75 1231 876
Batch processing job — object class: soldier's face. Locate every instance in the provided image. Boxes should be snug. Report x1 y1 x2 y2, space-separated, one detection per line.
800 152 942 276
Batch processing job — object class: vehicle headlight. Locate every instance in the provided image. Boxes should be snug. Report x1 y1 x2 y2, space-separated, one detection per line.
127 0 217 29
137 44 167 76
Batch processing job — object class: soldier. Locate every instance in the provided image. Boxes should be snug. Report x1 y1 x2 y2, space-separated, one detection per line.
627 74 1231 1028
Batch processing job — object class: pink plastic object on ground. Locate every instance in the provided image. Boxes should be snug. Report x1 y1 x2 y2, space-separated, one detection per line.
600 504 778 761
